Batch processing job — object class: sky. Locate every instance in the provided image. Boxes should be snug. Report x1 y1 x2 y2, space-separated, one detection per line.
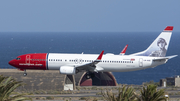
0 0 180 32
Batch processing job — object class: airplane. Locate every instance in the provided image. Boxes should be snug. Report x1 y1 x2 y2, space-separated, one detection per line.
9 26 177 79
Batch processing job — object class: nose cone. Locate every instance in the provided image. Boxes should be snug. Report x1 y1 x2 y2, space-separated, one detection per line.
9 60 16 67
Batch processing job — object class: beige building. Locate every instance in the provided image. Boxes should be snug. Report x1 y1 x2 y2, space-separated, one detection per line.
160 76 180 87
166 76 180 87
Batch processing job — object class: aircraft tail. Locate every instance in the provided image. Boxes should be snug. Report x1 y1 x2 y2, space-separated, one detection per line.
130 26 173 57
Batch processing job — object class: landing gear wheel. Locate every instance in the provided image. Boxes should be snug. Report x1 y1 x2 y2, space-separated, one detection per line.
23 73 27 76
91 73 95 78
86 74 91 79
23 70 27 76
86 72 95 79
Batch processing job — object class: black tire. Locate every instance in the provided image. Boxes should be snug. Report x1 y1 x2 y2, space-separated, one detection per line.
91 73 95 78
86 74 90 79
23 73 27 76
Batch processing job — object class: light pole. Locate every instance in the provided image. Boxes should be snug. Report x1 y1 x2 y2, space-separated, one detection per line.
165 94 169 101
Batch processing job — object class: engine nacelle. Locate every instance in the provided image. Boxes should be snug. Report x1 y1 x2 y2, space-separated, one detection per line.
59 66 76 75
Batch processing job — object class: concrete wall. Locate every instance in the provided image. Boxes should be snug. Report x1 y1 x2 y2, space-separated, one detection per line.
0 69 118 91
175 77 180 87
0 69 66 91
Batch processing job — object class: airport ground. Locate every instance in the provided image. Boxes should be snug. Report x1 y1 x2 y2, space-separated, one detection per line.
1 69 180 101
20 85 180 101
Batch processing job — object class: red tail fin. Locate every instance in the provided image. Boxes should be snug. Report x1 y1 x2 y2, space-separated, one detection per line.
164 26 173 31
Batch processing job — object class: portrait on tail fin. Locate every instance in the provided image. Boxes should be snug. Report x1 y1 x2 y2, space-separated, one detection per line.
149 38 167 57
130 26 173 57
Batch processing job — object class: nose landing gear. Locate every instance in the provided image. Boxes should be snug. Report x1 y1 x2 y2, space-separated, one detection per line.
23 70 27 76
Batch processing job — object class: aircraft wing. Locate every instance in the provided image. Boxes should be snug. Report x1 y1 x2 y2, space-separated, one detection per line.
75 51 104 72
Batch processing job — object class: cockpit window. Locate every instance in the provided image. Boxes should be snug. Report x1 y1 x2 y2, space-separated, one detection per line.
16 58 21 60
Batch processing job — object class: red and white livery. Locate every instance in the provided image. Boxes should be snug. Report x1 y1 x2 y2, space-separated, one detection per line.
9 26 177 78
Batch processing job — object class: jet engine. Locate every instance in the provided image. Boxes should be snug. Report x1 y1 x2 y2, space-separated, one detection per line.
59 66 76 75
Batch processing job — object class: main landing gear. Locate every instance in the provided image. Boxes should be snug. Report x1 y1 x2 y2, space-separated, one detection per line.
86 72 95 79
23 70 27 76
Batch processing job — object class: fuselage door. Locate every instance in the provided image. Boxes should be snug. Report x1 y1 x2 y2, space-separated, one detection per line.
139 58 143 67
26 55 30 64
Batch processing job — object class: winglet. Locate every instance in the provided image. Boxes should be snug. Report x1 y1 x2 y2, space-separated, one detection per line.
97 51 104 60
120 44 128 55
164 26 173 31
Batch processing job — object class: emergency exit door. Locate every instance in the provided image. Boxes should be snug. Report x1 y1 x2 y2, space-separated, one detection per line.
139 58 143 67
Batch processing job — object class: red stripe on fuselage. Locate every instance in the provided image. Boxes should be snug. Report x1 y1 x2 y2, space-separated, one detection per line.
14 53 47 70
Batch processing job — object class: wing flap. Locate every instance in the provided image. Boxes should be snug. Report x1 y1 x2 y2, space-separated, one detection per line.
76 51 104 72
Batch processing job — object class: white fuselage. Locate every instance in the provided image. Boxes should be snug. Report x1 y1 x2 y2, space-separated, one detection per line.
47 53 166 72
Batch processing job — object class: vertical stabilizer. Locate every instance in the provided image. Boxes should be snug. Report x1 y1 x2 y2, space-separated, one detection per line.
130 26 173 57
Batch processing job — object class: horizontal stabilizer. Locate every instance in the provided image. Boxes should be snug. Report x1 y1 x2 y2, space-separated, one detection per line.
166 55 178 59
153 55 177 61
